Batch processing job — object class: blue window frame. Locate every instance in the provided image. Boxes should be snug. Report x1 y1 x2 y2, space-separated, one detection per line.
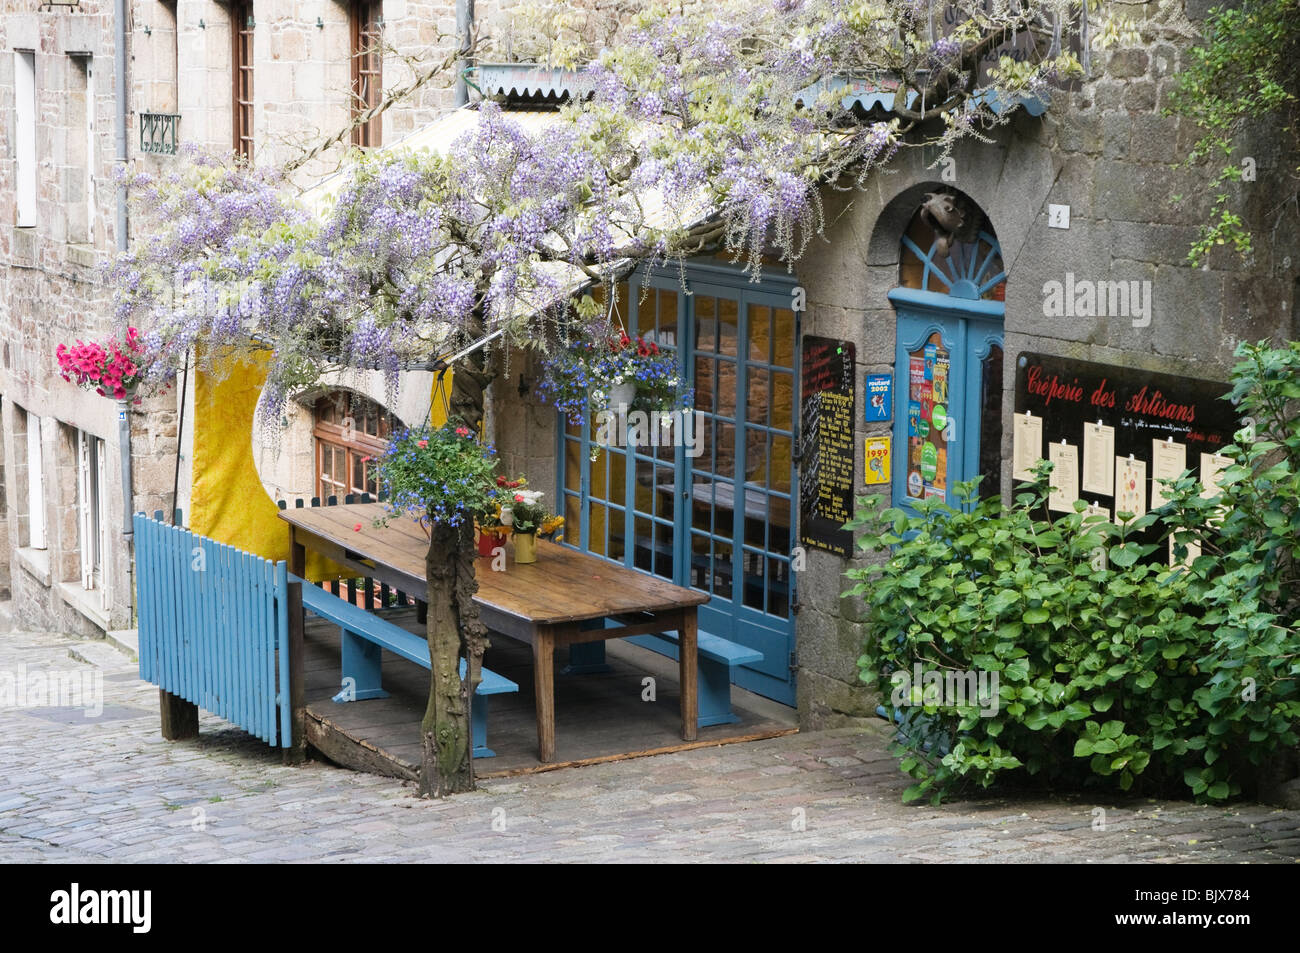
557 262 799 706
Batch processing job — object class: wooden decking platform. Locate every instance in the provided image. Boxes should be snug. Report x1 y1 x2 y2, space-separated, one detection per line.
302 609 797 779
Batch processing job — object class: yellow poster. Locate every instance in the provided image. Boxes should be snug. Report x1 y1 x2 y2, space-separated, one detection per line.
864 436 891 486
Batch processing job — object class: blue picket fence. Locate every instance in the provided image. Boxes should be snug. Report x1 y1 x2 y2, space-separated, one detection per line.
135 511 293 748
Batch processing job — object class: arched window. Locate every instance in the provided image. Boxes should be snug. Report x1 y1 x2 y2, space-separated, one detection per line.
313 391 401 501
889 191 1006 510
898 199 1007 301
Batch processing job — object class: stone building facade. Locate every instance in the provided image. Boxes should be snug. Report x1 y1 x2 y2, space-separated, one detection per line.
0 0 508 635
4 0 1294 733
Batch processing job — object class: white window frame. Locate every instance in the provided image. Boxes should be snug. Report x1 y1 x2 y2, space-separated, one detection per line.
77 430 109 605
14 50 37 228
25 413 46 549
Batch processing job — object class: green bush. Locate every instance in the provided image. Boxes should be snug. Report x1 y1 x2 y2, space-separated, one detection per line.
844 341 1300 805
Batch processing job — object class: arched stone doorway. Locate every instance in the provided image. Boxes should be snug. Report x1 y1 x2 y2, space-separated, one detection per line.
888 187 1006 512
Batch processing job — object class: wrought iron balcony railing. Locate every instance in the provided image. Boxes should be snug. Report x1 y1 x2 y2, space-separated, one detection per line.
139 113 180 156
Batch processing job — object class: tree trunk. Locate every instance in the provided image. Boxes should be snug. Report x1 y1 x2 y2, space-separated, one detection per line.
419 520 489 796
418 349 495 797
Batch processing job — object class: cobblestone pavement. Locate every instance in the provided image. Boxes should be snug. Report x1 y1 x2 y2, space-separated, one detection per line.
2 627 1299 863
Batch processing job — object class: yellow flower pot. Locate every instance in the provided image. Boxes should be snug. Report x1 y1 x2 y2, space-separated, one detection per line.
513 531 538 564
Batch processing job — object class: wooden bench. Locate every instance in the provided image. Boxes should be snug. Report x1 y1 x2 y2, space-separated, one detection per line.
291 575 518 758
624 629 762 727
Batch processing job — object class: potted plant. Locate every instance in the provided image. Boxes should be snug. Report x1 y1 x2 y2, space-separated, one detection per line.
476 475 526 555
501 489 549 564
371 420 499 534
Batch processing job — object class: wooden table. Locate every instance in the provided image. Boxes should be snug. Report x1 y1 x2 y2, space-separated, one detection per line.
279 502 709 762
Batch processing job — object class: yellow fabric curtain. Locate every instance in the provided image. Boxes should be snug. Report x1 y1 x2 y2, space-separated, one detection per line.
189 354 450 581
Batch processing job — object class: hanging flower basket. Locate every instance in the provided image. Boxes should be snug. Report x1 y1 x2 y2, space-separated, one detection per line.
372 420 499 533
55 327 148 402
537 331 692 424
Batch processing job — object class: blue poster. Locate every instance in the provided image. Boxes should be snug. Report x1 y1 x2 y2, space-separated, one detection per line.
866 373 892 422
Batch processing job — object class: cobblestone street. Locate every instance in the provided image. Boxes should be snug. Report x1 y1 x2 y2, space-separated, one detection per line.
2 627 1298 863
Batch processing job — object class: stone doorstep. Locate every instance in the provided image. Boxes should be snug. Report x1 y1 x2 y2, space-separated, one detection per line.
106 628 139 661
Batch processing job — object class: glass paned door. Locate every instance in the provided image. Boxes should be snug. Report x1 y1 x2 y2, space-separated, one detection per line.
559 266 798 706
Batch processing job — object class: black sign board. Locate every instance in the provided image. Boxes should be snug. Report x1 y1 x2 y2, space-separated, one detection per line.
799 336 856 556
1013 353 1240 529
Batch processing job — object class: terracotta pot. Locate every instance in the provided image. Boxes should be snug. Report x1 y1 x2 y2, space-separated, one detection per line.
477 529 505 557
513 531 538 564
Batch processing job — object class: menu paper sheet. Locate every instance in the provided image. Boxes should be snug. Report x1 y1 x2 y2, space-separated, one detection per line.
1048 441 1080 513
1081 422 1115 495
1012 412 1044 481
1151 439 1188 508
1114 456 1147 519
1200 452 1230 500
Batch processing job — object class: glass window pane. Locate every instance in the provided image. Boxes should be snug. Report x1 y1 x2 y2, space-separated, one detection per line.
748 304 773 366
717 298 739 358
904 332 951 502
695 296 717 352
746 367 769 426
588 502 608 556
772 308 795 370
654 288 678 344
770 370 794 433
563 492 580 545
978 344 1004 498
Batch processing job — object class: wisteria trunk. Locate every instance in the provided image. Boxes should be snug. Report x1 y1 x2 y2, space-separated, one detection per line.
419 520 487 796
418 357 493 797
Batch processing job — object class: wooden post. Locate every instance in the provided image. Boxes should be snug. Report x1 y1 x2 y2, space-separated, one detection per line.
679 608 699 742
283 579 307 765
288 526 306 578
533 626 556 763
158 689 199 740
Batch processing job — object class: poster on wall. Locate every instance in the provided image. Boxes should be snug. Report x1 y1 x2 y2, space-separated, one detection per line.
1013 352 1241 542
865 374 892 422
799 336 857 556
864 435 891 486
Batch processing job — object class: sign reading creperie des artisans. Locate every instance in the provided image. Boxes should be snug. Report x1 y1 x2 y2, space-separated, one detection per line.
1013 353 1241 519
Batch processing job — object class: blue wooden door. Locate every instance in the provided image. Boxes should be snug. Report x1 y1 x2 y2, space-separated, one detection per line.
558 264 799 706
889 287 1005 512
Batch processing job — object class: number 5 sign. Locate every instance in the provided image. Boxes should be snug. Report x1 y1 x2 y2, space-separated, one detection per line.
864 436 891 486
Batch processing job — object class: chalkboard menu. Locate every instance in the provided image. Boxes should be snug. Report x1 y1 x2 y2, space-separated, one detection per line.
799 336 856 556
1012 353 1240 536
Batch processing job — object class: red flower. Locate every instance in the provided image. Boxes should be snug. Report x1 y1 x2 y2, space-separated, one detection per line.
417 439 428 448
455 426 471 437
353 523 362 532
514 493 525 503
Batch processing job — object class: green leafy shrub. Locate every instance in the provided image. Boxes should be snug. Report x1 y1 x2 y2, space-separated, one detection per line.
844 341 1300 805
